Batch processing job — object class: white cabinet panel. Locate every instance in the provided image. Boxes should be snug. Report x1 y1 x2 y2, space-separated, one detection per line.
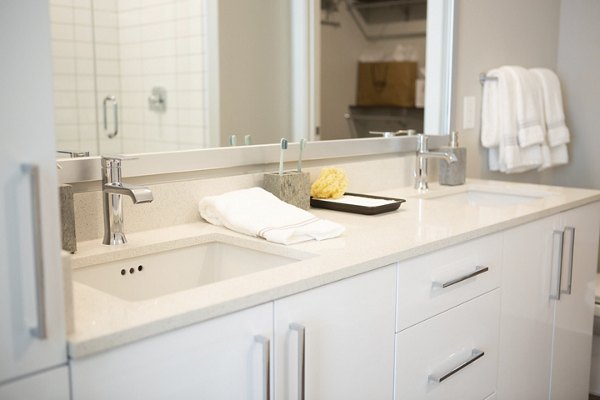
396 233 502 332
497 216 556 399
550 202 600 400
274 265 396 400
0 366 69 400
71 303 272 400
395 290 500 400
0 0 66 385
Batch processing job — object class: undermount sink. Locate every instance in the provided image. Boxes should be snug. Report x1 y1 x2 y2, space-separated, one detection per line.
420 186 556 207
73 238 313 302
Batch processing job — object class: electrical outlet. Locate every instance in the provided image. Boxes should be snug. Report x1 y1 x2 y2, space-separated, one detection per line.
463 96 476 130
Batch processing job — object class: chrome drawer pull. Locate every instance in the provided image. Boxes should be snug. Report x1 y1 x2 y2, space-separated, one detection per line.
432 265 489 289
428 349 485 383
562 226 575 295
290 323 305 400
255 336 270 400
21 164 47 339
550 230 565 300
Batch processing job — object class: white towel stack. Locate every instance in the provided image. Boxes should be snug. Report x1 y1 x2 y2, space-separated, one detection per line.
199 187 345 245
481 66 570 173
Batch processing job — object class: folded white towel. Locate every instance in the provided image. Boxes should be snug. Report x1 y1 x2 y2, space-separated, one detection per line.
480 69 501 148
199 187 345 245
531 68 571 147
508 66 546 148
490 67 542 173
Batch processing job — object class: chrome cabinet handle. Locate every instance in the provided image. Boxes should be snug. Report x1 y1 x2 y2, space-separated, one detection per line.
428 349 485 383
550 230 565 300
103 95 118 138
562 226 575 295
432 265 489 289
290 323 305 400
21 164 47 339
255 336 270 400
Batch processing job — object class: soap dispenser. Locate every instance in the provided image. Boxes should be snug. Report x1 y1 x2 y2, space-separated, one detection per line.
439 131 466 186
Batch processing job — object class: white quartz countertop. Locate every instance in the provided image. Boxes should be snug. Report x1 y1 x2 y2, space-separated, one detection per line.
67 179 600 358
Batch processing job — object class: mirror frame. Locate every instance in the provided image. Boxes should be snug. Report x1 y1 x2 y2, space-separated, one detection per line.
57 0 455 184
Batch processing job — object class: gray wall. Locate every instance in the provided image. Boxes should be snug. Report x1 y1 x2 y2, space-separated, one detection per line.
553 0 600 190
452 0 600 190
451 0 563 186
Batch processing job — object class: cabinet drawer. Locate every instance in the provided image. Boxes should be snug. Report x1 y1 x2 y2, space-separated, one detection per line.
395 289 500 400
396 233 501 331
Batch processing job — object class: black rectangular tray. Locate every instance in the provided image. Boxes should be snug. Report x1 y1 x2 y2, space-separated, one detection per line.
310 192 406 215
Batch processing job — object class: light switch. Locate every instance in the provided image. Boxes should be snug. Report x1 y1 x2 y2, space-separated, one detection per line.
463 96 476 130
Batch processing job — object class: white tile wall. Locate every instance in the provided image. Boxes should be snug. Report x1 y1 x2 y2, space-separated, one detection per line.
51 0 209 156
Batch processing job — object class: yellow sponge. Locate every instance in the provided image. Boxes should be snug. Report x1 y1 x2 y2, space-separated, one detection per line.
311 167 348 199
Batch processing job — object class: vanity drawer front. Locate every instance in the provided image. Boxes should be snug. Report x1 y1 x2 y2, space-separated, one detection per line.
395 289 500 400
396 233 501 332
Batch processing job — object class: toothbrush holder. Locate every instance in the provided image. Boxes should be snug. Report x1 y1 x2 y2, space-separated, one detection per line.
263 171 310 210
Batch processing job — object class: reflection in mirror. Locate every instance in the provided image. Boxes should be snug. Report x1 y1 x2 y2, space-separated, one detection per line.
50 0 433 158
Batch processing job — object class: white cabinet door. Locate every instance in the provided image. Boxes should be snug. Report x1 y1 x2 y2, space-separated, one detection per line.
71 303 273 400
497 215 556 399
0 366 69 400
550 202 600 400
274 265 396 400
0 0 66 385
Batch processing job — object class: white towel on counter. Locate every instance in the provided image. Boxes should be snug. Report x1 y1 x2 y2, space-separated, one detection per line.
198 187 345 245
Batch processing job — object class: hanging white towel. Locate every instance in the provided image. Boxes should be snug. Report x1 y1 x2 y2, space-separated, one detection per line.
481 69 501 149
482 67 542 173
508 66 546 148
530 68 571 147
198 187 345 245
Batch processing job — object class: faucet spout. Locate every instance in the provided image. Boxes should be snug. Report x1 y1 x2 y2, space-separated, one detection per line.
104 182 154 204
101 156 153 245
413 135 458 192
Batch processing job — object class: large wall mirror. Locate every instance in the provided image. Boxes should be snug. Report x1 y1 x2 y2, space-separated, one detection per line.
50 0 453 161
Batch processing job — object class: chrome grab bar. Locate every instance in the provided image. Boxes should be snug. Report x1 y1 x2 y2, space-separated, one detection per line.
21 163 47 339
103 95 118 138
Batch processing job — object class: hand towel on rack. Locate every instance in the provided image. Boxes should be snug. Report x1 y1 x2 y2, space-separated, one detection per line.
482 67 542 173
507 66 546 148
530 68 570 147
198 187 345 245
480 69 501 148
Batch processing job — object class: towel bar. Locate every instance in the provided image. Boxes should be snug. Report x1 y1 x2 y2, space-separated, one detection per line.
479 73 498 86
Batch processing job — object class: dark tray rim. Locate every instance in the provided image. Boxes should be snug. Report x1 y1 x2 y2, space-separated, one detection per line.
310 192 406 215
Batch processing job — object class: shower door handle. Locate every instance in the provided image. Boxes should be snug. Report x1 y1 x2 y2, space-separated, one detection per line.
103 95 118 138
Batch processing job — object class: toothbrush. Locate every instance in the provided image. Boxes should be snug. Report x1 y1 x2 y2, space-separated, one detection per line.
297 138 306 172
279 138 288 175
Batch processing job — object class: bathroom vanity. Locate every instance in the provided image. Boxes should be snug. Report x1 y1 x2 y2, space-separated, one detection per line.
65 179 600 400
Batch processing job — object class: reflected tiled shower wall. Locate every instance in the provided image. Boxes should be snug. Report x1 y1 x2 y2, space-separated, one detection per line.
50 0 209 156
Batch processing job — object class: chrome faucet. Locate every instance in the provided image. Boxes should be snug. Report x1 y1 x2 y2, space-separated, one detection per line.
414 134 458 191
101 156 153 245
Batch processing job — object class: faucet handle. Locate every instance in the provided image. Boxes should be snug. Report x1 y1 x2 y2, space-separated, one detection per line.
101 155 138 168
369 129 416 138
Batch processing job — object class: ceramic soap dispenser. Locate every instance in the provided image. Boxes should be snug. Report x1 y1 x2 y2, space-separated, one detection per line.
439 131 466 186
